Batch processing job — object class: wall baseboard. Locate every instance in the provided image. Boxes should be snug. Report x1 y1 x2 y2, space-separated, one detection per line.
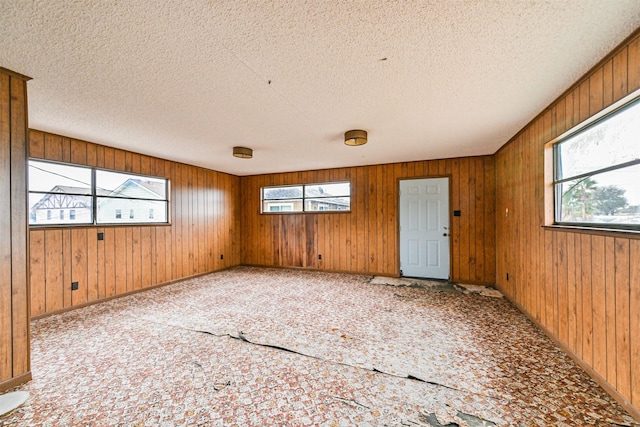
0 372 32 393
241 264 497 286
451 279 496 287
500 289 640 422
240 263 393 278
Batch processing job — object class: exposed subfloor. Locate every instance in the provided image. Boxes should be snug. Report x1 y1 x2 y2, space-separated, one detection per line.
1 267 637 426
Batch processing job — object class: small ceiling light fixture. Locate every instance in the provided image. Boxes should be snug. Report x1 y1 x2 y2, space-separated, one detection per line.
233 146 253 159
344 129 367 146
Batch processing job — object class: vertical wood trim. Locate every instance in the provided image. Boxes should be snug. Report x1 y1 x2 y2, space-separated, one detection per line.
613 48 628 112
122 226 132 294
591 236 607 377
131 227 141 290
579 80 590 123
605 237 617 388
9 77 29 376
603 59 614 109
44 133 62 161
557 232 568 344
96 227 106 300
104 228 116 298
0 70 31 389
473 158 483 281
70 229 88 306
44 231 62 311
0 73 13 383
614 238 631 399
567 233 577 354
459 158 470 281
630 240 640 407
62 230 72 308
589 67 604 117
29 230 45 317
580 234 593 366
628 37 640 92
451 159 461 280
28 130 44 158
573 230 583 359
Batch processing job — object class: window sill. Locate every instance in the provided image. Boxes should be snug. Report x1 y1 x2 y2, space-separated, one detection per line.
260 211 351 215
543 224 640 239
29 222 172 230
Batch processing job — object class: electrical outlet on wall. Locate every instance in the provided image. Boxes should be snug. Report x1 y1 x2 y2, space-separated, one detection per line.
71 281 79 290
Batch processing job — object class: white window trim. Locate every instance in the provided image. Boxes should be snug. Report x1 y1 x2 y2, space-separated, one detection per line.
547 88 640 232
261 181 351 214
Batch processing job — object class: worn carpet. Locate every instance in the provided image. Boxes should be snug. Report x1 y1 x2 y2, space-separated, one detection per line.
1 267 636 426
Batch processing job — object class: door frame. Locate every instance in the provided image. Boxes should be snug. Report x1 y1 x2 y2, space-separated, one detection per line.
397 175 453 280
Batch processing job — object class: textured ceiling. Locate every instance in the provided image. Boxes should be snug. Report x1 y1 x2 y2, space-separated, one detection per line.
1 1 640 176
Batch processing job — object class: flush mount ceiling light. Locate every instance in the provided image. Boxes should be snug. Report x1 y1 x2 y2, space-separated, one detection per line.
233 146 253 159
344 129 367 146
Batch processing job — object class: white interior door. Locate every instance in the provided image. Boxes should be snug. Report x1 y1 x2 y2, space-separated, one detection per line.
399 178 450 279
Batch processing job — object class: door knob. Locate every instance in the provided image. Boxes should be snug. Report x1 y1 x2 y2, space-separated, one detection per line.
443 233 449 236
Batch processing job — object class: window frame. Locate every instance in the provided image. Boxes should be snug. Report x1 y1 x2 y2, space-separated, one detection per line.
261 181 351 214
551 92 640 232
28 158 170 228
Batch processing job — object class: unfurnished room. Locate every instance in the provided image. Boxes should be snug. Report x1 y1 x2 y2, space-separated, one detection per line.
1 1 640 426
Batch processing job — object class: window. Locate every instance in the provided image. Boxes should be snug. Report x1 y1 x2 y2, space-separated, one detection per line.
29 161 92 225
553 95 640 230
28 159 169 226
96 169 168 224
262 182 350 213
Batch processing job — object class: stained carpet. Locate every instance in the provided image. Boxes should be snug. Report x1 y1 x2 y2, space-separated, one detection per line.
1 267 636 426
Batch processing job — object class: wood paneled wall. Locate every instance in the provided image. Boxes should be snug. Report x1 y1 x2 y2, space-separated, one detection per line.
495 31 640 416
28 130 241 318
240 156 496 284
0 68 31 391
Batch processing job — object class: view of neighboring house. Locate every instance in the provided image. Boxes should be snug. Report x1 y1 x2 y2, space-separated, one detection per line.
96 179 167 223
29 185 92 224
29 178 167 225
